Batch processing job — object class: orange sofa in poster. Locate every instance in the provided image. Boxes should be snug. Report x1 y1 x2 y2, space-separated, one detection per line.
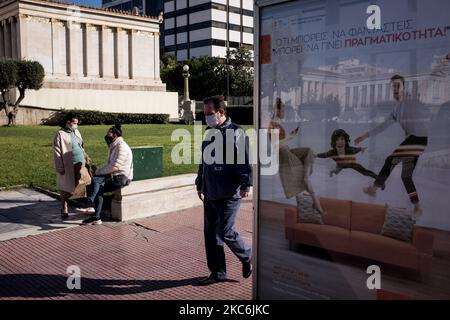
285 197 435 275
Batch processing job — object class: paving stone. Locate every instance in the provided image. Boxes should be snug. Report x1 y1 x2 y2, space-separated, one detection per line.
0 188 253 300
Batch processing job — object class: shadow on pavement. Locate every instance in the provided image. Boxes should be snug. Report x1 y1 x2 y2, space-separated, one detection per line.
0 274 205 298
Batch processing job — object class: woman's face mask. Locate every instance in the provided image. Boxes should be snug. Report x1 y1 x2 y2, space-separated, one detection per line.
205 113 220 128
104 134 114 145
67 121 78 131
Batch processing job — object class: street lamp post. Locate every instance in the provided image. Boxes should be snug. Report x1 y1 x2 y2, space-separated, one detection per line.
182 64 190 102
179 65 194 124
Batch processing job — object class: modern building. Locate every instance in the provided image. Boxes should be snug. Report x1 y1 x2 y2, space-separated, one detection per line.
0 0 178 125
102 0 164 17
102 1 165 49
163 0 254 60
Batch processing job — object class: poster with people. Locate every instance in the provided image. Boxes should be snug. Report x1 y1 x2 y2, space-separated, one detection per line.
257 0 450 299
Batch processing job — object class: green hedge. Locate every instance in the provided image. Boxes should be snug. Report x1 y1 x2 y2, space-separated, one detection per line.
195 106 253 125
43 109 170 126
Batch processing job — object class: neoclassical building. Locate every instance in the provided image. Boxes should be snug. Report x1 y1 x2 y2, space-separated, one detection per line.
0 0 178 124
272 57 450 114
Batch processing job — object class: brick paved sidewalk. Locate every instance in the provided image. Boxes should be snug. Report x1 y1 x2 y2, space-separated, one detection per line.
0 198 253 300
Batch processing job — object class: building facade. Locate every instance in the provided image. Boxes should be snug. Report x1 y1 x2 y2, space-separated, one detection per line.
102 0 165 50
276 57 450 115
163 0 254 60
0 0 178 123
102 0 164 17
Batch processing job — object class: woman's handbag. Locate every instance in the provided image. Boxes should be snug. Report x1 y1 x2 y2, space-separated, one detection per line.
83 151 96 178
78 165 92 186
71 164 92 199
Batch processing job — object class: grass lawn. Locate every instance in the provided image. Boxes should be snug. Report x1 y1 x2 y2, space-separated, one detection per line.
0 124 252 192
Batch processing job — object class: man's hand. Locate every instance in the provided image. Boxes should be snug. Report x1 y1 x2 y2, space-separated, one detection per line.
197 191 203 202
240 190 249 198
355 132 369 145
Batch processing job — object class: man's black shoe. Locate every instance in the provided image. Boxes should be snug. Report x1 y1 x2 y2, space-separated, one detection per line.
197 274 227 286
242 261 252 279
82 216 102 225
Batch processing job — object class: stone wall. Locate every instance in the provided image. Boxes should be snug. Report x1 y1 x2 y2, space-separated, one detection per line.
0 105 58 125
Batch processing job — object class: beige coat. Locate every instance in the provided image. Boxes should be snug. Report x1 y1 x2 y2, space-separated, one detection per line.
53 129 83 193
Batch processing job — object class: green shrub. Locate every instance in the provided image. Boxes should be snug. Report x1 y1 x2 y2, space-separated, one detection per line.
43 109 170 126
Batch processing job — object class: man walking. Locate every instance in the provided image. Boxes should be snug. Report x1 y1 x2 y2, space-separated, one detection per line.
196 95 253 285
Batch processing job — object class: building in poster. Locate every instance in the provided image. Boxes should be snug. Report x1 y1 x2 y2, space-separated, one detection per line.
292 56 450 112
255 0 450 300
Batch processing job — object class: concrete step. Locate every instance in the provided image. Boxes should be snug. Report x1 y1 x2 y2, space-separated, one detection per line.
112 174 200 221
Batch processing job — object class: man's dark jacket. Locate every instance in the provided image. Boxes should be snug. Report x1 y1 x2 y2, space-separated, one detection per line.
195 117 252 200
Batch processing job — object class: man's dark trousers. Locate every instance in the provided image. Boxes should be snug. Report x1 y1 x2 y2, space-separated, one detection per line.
203 196 251 279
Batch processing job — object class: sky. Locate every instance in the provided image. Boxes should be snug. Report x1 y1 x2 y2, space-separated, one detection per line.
62 0 102 8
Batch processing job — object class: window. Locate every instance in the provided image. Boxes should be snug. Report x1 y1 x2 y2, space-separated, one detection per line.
243 26 253 33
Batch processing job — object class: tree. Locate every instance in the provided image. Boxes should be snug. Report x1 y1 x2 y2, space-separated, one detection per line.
185 56 226 99
160 54 179 92
159 47 254 101
161 54 225 100
0 60 18 125
225 47 254 97
0 60 45 126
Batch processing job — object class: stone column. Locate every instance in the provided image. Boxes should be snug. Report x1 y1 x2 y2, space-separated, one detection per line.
321 82 325 100
4 19 11 58
154 31 160 80
128 29 134 79
0 21 4 58
51 18 67 76
85 23 100 78
314 81 319 101
301 80 307 104
114 27 129 79
307 81 311 102
149 32 155 80
100 25 114 79
17 14 28 59
9 17 18 59
66 20 83 77
354 86 359 109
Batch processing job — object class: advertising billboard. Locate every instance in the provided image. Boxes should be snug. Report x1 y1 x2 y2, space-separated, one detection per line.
255 0 450 299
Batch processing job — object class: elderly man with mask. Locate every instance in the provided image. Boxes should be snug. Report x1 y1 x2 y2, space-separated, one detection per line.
77 124 133 225
195 95 253 286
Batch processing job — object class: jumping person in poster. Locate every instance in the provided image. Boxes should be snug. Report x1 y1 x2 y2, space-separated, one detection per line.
316 129 378 180
355 54 450 218
269 98 324 215
355 74 428 218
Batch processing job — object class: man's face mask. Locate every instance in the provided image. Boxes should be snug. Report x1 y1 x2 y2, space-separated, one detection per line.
205 112 220 128
104 133 114 145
